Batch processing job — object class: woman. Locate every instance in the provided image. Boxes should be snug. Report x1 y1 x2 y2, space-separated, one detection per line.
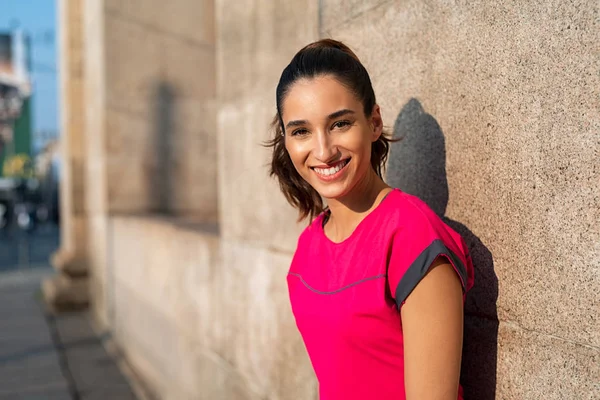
267 39 474 400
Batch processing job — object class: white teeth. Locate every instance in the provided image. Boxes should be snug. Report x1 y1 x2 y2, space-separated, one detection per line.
314 160 348 176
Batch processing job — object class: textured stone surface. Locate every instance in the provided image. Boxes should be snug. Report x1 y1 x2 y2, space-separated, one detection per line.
80 0 218 328
216 0 319 250
109 216 316 400
105 0 215 47
217 92 305 252
327 0 600 348
103 11 217 218
110 216 220 398
320 0 390 33
216 239 317 400
105 101 218 219
461 316 600 400
104 15 215 114
217 0 319 102
495 322 600 399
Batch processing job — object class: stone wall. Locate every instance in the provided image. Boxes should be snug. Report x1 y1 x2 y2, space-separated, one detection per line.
80 0 219 326
102 0 218 219
76 0 320 399
216 0 319 250
321 1 599 398
63 0 599 399
109 216 315 399
107 1 321 398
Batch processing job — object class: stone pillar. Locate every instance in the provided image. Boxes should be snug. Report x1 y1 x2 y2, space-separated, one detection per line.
43 0 89 310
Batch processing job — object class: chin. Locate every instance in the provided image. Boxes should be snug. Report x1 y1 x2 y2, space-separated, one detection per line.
312 181 349 200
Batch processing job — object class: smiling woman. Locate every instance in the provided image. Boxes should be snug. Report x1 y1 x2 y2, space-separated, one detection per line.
283 76 381 202
267 40 393 222
266 40 475 400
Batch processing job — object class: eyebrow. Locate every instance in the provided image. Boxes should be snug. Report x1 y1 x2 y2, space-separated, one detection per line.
285 109 356 130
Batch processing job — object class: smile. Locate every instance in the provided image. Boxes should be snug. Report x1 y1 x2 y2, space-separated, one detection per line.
311 158 350 180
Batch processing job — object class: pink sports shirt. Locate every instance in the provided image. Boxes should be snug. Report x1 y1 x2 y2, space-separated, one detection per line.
287 188 475 399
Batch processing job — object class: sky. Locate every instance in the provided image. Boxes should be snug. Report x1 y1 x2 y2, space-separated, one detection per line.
0 0 58 151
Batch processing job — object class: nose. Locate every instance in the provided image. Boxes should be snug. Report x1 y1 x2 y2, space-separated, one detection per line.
313 129 338 163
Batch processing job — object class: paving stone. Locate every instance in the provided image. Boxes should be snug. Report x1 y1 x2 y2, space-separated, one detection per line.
51 312 137 399
0 268 137 399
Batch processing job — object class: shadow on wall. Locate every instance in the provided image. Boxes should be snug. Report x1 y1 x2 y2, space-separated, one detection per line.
151 82 177 214
387 98 499 400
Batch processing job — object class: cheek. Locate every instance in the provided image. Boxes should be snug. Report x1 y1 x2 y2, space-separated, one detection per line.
285 142 307 171
345 131 373 162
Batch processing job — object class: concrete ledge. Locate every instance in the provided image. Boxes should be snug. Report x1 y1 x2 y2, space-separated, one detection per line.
50 249 89 278
42 274 89 312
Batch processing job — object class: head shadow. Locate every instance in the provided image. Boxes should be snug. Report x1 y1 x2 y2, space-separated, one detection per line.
150 81 177 214
386 98 499 399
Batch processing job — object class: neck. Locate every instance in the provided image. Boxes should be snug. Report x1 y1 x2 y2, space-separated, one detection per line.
324 168 391 239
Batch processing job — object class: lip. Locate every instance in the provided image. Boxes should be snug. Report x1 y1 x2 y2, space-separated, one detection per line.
311 158 351 182
311 158 349 169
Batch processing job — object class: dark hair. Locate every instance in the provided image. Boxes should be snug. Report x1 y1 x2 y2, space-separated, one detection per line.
266 39 394 222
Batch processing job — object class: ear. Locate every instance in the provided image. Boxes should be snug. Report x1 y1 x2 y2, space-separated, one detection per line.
369 104 384 142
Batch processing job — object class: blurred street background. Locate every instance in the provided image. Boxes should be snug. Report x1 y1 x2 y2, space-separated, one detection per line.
0 224 59 271
0 1 140 399
0 0 60 272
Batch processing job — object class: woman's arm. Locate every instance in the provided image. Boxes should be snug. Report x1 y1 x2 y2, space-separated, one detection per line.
401 256 464 400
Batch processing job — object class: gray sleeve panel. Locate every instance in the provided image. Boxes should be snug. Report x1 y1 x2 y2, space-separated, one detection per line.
394 239 468 308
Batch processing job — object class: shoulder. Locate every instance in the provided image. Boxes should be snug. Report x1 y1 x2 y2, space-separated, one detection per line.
382 189 448 234
293 211 327 249
384 189 475 300
389 190 467 254
288 212 327 274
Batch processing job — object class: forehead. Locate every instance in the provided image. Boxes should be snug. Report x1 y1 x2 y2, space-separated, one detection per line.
281 76 361 122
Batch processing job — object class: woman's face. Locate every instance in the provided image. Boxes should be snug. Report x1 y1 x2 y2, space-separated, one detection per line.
282 75 382 200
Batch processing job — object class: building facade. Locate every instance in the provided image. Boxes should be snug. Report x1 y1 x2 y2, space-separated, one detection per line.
0 30 32 175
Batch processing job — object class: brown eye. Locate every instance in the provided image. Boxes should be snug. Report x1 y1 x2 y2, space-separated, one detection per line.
332 120 351 130
291 128 309 136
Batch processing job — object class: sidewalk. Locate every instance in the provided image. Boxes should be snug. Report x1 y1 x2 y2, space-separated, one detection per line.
0 268 138 400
